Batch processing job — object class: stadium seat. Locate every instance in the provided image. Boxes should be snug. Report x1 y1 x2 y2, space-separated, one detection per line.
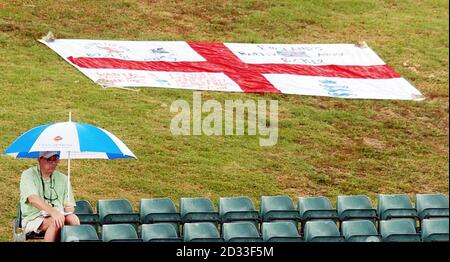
219 196 260 223
379 219 421 242
141 223 182 242
140 198 180 223
97 199 139 225
183 222 224 242
260 196 300 223
421 218 449 242
303 220 344 242
377 194 417 220
416 194 449 220
222 222 262 242
61 225 100 242
140 198 180 232
341 220 381 242
180 198 220 223
75 200 99 230
336 195 377 222
12 203 25 241
261 221 303 242
101 224 142 242
12 202 43 241
298 196 338 222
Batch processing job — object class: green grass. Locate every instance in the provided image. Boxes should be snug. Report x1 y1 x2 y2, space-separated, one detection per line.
0 0 448 241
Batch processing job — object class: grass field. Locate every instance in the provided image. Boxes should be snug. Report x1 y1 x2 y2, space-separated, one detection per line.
0 0 448 241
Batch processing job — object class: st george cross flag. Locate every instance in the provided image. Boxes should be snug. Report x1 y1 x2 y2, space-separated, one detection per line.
39 39 424 100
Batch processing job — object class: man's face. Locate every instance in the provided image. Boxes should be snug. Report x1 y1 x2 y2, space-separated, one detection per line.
38 155 59 174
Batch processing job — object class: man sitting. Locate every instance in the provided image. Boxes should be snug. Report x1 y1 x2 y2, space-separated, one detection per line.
19 151 80 242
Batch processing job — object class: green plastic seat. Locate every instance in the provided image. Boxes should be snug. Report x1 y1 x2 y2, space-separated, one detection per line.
380 219 421 242
75 200 95 216
219 197 260 223
298 196 338 222
377 194 417 220
13 202 44 241
421 218 449 242
180 198 220 223
140 198 180 223
416 194 449 220
183 222 224 242
141 223 181 242
260 196 300 223
61 225 100 242
12 202 25 241
97 199 139 225
140 198 180 232
222 222 262 242
75 200 99 229
303 220 344 242
262 221 303 242
101 224 142 242
341 220 381 242
337 195 377 221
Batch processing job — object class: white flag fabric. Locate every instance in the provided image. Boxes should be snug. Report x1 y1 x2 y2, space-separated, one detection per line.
39 39 424 100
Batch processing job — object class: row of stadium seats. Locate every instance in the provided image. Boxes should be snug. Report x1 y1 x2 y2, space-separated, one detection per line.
15 193 449 241
72 194 448 226
61 218 449 242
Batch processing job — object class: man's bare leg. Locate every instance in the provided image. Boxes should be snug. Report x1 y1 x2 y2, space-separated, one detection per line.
64 214 80 226
39 217 61 242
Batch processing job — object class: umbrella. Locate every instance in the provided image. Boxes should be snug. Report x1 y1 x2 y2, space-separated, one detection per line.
3 113 136 204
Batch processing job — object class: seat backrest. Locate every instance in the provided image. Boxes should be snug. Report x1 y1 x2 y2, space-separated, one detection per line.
222 222 261 242
303 220 343 242
141 223 180 242
180 198 215 215
97 199 138 224
219 196 259 222
183 222 223 242
377 194 416 220
341 220 380 242
15 202 22 229
337 195 376 221
101 224 141 242
180 198 219 223
416 194 449 219
421 218 449 242
75 200 99 226
140 198 180 223
380 219 420 242
298 196 337 221
61 225 99 242
261 221 302 242
75 200 94 214
260 195 299 222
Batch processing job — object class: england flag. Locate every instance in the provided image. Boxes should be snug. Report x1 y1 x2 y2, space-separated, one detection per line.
39 39 424 100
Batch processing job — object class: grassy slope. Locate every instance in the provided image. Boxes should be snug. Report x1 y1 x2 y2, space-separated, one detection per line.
0 0 448 241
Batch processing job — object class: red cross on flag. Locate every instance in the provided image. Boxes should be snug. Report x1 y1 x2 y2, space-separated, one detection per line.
39 39 423 100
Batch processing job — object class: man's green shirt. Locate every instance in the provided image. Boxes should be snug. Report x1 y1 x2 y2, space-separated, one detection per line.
20 166 75 224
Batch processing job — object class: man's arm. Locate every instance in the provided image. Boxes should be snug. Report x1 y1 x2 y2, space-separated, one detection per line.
27 195 65 228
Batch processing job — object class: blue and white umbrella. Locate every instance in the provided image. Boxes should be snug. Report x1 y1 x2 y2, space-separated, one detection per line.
3 113 136 203
3 122 136 159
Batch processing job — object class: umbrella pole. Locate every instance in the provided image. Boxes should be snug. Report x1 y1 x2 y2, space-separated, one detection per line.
67 111 72 206
67 151 71 206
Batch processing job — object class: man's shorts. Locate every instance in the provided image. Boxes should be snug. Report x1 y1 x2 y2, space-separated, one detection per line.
22 216 45 235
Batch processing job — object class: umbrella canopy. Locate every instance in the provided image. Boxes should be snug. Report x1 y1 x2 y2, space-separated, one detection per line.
3 121 136 159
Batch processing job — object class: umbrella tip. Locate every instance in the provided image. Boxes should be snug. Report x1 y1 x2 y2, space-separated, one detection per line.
69 111 72 122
